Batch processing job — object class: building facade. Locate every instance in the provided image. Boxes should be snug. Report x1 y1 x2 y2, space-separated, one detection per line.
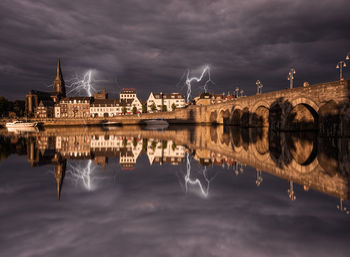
146 92 185 112
120 88 143 114
35 100 54 118
90 88 142 117
54 97 92 118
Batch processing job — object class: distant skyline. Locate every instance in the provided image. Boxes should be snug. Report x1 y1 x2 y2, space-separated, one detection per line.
0 0 349 100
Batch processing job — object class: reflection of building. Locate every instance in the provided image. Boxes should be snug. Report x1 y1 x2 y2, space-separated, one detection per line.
25 58 66 115
14 125 350 205
147 92 185 112
56 135 92 158
147 139 185 165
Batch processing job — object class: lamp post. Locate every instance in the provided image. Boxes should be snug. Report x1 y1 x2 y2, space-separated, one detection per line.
287 68 296 89
336 61 346 80
256 80 263 94
240 89 244 97
256 169 263 187
235 87 239 98
337 198 350 215
346 51 350 61
288 181 296 201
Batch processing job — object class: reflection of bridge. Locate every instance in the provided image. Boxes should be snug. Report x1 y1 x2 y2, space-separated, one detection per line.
3 125 349 202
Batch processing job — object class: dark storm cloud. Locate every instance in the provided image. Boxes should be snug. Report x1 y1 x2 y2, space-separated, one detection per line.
0 0 349 99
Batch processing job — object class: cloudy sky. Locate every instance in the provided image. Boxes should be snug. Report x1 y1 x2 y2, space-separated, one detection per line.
1 154 350 257
0 0 349 100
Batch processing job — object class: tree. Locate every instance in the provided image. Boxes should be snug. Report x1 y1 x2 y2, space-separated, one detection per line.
13 100 25 117
142 103 147 113
0 96 10 117
122 106 127 115
142 139 148 151
151 103 157 112
122 138 128 147
133 137 138 147
172 142 177 151
171 103 176 111
151 141 157 151
162 140 167 149
161 105 167 112
132 106 137 114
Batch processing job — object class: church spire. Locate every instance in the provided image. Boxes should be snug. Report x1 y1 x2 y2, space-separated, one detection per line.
54 167 62 200
54 162 66 200
56 58 62 81
53 57 66 97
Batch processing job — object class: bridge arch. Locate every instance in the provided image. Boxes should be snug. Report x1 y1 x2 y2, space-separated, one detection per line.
250 101 270 127
290 157 319 175
218 108 231 124
282 98 319 131
288 97 319 113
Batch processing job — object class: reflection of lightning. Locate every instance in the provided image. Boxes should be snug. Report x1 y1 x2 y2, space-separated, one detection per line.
184 153 212 198
185 65 214 102
66 160 95 191
66 70 97 97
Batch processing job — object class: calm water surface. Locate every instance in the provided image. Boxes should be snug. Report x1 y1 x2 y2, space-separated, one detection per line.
0 126 349 257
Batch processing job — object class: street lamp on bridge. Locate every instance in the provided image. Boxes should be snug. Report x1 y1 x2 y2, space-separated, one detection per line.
256 80 263 94
235 87 239 98
336 61 346 80
256 169 263 187
346 51 350 61
240 89 244 97
288 181 296 201
287 68 296 89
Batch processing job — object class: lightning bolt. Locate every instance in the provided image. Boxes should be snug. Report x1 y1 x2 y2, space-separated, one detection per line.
184 153 212 198
66 160 96 191
185 65 214 102
66 70 97 97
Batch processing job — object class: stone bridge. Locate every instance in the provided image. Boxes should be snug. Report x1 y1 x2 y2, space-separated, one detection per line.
2 80 348 135
194 79 350 134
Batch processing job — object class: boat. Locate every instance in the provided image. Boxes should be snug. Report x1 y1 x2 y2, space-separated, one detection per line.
102 121 122 126
6 120 38 128
144 119 169 130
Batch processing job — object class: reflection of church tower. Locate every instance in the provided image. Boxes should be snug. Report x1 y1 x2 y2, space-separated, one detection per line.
54 161 66 200
53 58 66 97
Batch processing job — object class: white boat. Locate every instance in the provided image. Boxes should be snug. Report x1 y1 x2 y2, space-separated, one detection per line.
144 119 169 130
6 120 38 128
103 121 121 126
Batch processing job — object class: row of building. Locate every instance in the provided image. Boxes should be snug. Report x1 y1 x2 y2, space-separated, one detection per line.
35 89 187 118
26 59 187 118
25 58 237 118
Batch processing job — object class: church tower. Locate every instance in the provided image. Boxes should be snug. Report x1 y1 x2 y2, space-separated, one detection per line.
54 161 66 200
53 58 66 97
